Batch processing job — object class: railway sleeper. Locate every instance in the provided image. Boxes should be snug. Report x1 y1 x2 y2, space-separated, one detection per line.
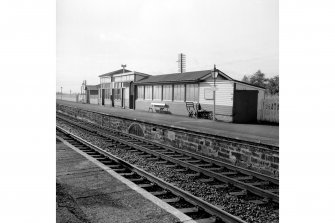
175 168 188 172
127 177 144 182
186 172 201 177
150 190 167 196
138 154 153 158
146 157 159 161
206 167 223 172
267 189 279 193
112 168 127 172
195 163 213 168
194 217 216 223
161 197 180 203
155 160 168 164
138 183 155 188
118 172 135 177
233 176 253 181
198 178 214 183
187 159 202 164
249 199 268 205
177 156 193 161
229 189 247 196
248 181 270 186
212 184 229 189
160 151 176 155
178 207 198 214
220 171 238 175
106 164 122 168
164 163 178 168
169 154 185 158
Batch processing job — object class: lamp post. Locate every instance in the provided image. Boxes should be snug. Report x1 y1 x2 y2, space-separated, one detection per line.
61 86 63 100
211 65 218 121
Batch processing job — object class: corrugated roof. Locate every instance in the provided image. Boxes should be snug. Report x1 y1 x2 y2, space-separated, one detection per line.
134 70 212 84
99 69 132 77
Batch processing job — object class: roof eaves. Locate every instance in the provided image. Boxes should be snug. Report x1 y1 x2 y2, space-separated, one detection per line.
233 80 266 90
134 80 199 85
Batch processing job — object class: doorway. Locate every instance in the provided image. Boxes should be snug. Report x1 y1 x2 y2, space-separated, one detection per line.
102 89 105 105
233 90 258 123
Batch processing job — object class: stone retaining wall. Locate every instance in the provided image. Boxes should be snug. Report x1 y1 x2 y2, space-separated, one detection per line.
57 103 279 177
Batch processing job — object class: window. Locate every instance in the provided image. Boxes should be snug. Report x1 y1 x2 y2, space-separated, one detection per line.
145 85 152 100
153 85 162 100
186 84 199 102
204 88 213 100
115 89 121 100
137 86 144 99
174 84 185 101
163 85 172 100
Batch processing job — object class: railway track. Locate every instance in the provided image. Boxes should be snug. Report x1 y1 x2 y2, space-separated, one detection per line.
57 126 246 223
57 112 279 205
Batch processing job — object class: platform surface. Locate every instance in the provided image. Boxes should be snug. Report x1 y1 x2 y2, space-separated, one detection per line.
56 138 183 223
57 100 279 146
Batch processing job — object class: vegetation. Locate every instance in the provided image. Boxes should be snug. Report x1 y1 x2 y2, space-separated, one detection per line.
241 70 279 95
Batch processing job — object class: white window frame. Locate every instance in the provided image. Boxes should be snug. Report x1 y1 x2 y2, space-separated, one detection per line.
144 85 152 100
137 86 144 100
173 84 185 102
163 84 172 101
153 85 162 101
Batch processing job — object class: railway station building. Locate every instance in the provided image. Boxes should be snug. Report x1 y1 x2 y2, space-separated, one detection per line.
98 69 150 109
134 69 265 123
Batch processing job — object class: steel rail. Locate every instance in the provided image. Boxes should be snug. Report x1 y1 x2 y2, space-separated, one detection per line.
57 125 247 223
57 114 279 203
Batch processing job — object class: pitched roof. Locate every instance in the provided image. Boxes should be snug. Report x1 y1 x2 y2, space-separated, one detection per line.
134 70 213 84
234 80 266 89
99 69 132 77
134 68 265 90
85 84 100 90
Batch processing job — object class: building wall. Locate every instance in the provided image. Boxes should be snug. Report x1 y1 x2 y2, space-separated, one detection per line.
136 100 188 116
199 79 234 121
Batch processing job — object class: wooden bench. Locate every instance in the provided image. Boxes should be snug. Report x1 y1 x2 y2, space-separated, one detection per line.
149 103 169 112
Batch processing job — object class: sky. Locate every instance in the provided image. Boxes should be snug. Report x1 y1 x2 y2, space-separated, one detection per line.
57 0 278 93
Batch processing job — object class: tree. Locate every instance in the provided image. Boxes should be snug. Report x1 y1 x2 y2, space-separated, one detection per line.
241 75 250 83
241 70 279 95
267 75 279 95
249 70 268 88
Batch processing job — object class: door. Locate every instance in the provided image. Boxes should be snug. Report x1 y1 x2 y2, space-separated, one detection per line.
111 89 115 107
129 82 134 109
233 90 258 123
102 89 105 105
121 88 125 108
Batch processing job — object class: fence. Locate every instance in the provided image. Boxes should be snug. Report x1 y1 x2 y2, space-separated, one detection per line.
258 95 279 123
56 93 80 102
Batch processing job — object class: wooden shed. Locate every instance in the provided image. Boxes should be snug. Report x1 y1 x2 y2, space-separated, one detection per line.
84 84 100 104
134 69 265 123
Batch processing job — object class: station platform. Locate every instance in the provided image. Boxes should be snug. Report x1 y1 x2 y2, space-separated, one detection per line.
57 100 279 146
56 137 193 223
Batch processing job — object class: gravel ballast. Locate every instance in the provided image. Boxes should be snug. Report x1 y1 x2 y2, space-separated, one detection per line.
57 119 279 223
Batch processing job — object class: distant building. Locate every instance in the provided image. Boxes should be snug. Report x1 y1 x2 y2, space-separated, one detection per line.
84 84 100 104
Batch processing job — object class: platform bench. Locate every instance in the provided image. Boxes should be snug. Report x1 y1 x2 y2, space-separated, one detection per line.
149 103 169 112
